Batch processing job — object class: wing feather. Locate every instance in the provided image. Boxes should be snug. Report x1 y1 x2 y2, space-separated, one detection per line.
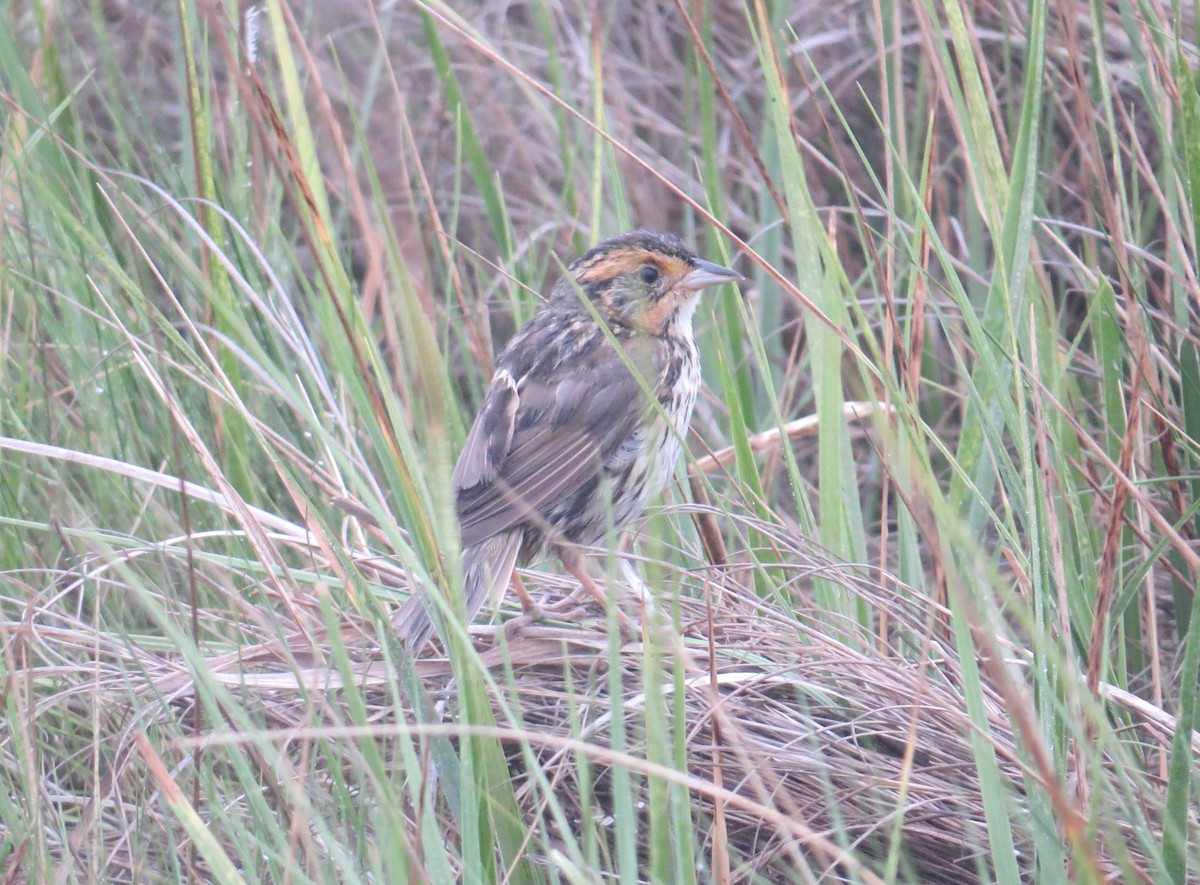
455 337 654 548
452 369 518 491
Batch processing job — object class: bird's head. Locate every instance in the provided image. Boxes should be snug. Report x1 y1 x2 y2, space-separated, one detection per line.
551 230 742 335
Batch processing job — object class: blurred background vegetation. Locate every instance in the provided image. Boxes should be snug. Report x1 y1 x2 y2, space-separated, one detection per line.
1 1 1198 882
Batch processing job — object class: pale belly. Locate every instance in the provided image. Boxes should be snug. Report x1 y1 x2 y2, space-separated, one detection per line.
609 349 699 530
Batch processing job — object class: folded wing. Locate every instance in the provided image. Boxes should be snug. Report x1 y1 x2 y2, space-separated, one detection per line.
454 332 654 548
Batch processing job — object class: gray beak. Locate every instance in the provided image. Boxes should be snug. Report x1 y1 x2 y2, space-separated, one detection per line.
683 258 744 291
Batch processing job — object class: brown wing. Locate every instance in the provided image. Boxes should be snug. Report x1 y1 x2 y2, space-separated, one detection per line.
452 368 519 493
454 332 655 548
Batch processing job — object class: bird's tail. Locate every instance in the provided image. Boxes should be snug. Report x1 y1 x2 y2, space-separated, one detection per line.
395 531 522 654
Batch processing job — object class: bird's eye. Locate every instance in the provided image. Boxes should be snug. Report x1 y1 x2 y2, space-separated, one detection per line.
639 265 660 285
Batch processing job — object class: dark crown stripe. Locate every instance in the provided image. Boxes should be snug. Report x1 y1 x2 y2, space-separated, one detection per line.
569 229 697 272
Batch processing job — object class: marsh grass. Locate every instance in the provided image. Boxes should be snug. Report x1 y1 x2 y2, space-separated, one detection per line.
1 1 1198 882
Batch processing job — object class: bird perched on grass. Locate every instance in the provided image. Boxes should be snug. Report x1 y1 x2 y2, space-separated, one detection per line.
400 229 741 653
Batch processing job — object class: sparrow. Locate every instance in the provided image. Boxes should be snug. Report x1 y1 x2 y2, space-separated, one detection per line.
400 229 741 652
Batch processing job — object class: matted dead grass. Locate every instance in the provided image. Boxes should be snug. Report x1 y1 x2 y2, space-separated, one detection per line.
14 512 1169 883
